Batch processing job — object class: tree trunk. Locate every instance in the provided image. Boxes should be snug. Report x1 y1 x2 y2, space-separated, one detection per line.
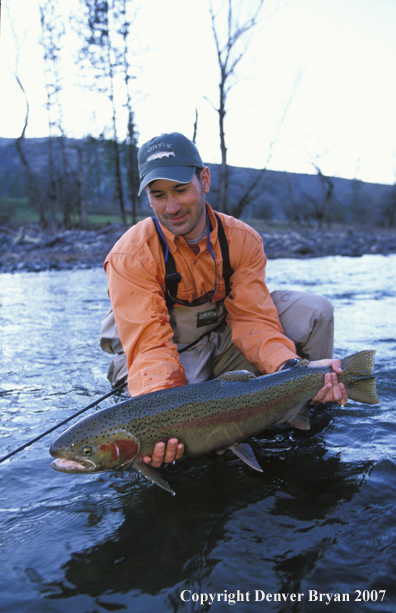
112 134 126 225
218 78 228 213
46 137 58 233
127 112 138 226
77 147 88 229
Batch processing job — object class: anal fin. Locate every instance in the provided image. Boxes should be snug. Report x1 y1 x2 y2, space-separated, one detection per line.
131 460 175 495
287 404 311 430
230 442 263 472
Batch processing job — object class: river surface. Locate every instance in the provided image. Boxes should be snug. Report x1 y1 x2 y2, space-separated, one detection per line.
0 254 395 613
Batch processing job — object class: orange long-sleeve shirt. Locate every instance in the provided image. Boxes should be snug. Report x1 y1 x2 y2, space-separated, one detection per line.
104 204 298 396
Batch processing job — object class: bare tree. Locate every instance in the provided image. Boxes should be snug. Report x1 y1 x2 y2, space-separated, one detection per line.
115 0 140 225
192 108 199 144
282 172 303 226
78 0 140 226
78 0 127 224
380 184 396 228
7 11 46 225
40 0 78 230
208 0 265 213
231 89 296 219
77 146 88 229
302 163 335 229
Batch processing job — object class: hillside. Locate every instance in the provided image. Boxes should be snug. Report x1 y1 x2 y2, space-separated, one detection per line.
0 136 394 228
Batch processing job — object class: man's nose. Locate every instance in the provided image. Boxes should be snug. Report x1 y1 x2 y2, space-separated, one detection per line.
166 196 181 214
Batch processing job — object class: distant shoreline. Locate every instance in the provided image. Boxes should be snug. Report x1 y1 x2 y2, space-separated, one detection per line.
1 224 396 274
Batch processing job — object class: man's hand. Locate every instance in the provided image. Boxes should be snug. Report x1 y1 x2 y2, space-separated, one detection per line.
309 358 348 405
143 438 185 468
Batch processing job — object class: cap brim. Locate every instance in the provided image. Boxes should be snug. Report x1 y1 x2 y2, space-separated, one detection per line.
138 166 196 196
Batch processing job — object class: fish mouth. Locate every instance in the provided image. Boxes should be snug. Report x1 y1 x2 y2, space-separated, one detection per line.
51 457 97 473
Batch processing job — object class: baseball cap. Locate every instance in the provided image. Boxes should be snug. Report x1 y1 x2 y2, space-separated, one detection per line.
138 132 204 196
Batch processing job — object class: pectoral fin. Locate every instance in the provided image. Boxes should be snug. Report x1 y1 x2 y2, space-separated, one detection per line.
131 460 175 496
287 404 311 430
230 442 263 473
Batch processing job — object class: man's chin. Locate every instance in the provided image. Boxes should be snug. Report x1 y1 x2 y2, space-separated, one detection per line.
163 217 191 236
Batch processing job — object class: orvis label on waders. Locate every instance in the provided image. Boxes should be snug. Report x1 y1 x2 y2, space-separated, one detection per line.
197 309 219 328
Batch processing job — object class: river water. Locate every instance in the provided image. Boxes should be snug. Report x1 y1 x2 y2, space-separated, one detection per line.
0 254 395 613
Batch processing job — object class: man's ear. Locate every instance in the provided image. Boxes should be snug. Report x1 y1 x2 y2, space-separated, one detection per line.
201 166 211 194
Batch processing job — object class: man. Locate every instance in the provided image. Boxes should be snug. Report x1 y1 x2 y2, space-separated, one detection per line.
101 132 347 468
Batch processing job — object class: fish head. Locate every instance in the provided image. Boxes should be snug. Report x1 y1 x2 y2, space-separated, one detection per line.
50 420 141 474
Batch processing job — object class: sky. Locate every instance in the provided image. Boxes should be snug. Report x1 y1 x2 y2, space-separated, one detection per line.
1 0 396 185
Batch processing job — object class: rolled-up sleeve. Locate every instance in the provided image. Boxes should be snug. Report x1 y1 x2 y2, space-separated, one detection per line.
105 251 186 396
224 226 298 373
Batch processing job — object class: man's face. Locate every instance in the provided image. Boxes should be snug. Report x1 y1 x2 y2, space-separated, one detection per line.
146 167 211 241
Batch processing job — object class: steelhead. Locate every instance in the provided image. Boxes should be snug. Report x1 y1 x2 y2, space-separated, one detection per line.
50 350 379 494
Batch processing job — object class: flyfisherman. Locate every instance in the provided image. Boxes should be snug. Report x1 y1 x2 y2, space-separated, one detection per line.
101 132 347 468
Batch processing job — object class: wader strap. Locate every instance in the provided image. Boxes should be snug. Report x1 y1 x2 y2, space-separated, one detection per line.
153 217 181 311
214 212 234 296
152 212 234 310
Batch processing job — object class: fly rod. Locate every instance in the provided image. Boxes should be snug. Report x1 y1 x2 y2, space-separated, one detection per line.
0 382 127 464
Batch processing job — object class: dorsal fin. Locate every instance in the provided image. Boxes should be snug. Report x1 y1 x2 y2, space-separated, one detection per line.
219 370 256 382
297 359 310 368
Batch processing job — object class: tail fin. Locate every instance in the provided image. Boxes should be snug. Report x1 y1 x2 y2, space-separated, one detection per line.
341 350 379 405
346 376 378 404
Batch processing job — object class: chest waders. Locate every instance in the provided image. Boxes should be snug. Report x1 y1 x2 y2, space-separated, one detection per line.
153 213 236 384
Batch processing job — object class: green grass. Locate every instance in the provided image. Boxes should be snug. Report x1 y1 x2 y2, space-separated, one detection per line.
0 198 311 233
0 200 142 229
0 199 296 232
80 214 148 227
67 213 124 227
85 214 121 225
0 197 40 224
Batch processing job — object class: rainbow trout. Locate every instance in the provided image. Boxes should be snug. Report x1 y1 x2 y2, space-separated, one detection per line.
50 350 379 494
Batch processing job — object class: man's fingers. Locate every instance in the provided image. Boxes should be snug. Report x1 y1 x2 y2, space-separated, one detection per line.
164 439 185 462
143 441 165 467
163 438 179 463
339 382 348 405
329 359 343 375
142 439 185 467
311 372 349 406
175 443 185 460
311 382 332 404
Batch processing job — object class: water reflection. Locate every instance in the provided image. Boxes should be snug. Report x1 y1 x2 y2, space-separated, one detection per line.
40 416 371 600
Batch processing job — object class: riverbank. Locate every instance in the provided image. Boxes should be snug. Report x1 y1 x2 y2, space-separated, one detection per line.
1 223 396 273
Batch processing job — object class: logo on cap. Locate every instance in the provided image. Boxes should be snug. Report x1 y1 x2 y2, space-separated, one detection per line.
147 151 176 163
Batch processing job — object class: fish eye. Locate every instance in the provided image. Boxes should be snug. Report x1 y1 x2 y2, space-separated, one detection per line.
81 446 93 456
